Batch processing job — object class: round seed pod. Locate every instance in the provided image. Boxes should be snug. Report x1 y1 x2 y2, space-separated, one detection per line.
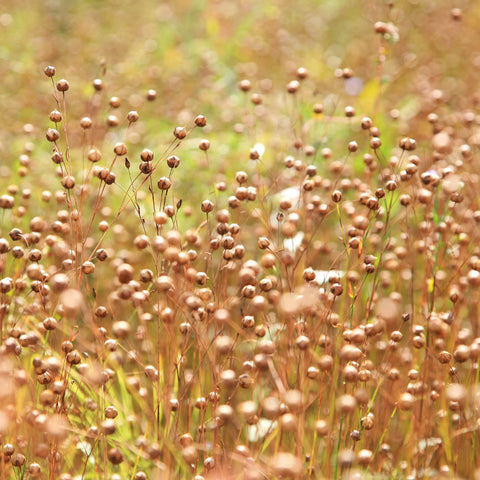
181 445 197 464
397 392 415 411
271 453 302 478
195 115 207 127
107 448 124 465
56 79 69 92
336 394 357 414
44 65 56 77
173 126 187 139
92 78 103 91
127 111 139 122
146 89 157 101
46 128 60 142
287 80 300 93
113 143 127 156
80 117 92 129
199 139 210 151
11 453 26 467
109 96 121 108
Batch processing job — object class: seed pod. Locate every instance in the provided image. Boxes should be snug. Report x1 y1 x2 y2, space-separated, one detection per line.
109 96 121 108
46 128 60 142
80 117 92 129
195 115 207 127
201 199 214 213
173 126 187 139
272 453 303 478
107 448 124 465
113 143 127 156
61 175 75 189
398 392 415 411
199 139 210 151
92 78 103 90
44 65 56 77
146 89 157 101
11 453 26 467
56 79 69 92
127 110 139 122
287 80 300 93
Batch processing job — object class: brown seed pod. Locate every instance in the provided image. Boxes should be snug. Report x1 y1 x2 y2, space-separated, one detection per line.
398 392 415 411
331 190 342 203
167 155 180 168
49 110 62 123
194 136 210 151
80 117 92 129
173 126 187 139
109 96 121 108
370 136 382 149
348 141 358 152
92 78 103 91
113 143 127 156
44 65 56 77
142 88 156 101
56 79 69 92
287 80 300 93
124 112 139 124
238 79 251 91
107 448 124 465
201 199 214 213
195 114 207 127
61 175 76 189
46 128 60 142
11 453 26 467
139 162 153 174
